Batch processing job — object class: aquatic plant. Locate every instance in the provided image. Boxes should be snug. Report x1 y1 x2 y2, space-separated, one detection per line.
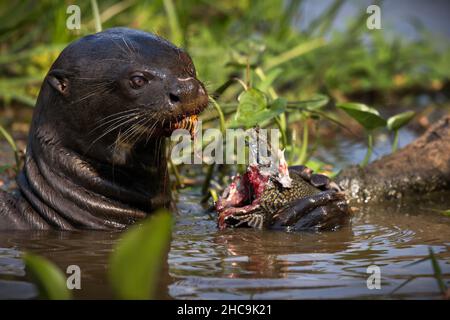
23 253 71 300
390 247 449 299
23 209 173 300
387 111 416 152
336 102 386 167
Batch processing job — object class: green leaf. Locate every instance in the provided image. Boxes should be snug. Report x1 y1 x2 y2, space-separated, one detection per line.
336 102 386 131
23 253 71 300
109 209 173 300
441 209 450 217
387 111 416 131
229 89 286 128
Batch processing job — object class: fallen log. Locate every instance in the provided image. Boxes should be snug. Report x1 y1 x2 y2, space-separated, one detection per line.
337 115 450 203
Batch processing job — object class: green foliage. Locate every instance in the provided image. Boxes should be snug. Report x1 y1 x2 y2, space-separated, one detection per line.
0 124 21 171
336 103 386 131
387 111 416 152
23 209 173 300
387 111 416 132
230 89 286 129
1 0 448 109
23 253 71 300
336 102 387 166
109 209 173 299
0 0 448 176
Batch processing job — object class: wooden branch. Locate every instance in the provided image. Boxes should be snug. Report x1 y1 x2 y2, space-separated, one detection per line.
337 115 450 203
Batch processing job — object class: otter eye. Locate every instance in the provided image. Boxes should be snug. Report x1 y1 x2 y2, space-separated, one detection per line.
130 75 147 89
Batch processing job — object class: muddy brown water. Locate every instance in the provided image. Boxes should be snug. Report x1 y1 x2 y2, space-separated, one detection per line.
0 129 449 299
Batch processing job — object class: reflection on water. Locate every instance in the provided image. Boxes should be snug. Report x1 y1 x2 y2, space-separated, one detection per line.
1 190 449 299
0 126 449 299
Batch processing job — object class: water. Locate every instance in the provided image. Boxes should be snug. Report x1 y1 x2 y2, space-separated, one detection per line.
0 129 449 299
0 189 449 299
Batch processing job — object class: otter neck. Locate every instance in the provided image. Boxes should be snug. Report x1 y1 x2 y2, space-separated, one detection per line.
17 124 170 230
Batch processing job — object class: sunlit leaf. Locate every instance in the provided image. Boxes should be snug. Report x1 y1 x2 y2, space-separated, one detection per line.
109 209 173 300
387 111 415 131
229 88 286 128
23 253 71 300
336 102 386 131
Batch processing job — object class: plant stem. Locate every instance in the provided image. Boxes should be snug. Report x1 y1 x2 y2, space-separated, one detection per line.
361 132 373 167
274 117 288 149
90 0 102 32
168 157 183 188
298 118 309 165
201 97 226 195
163 0 182 45
265 38 325 69
254 67 287 148
0 125 20 172
209 97 226 134
392 130 399 153
201 164 215 195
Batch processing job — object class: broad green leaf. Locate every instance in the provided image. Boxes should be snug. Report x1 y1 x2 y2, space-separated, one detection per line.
442 210 450 217
336 102 386 131
23 253 71 300
109 209 173 300
229 89 286 128
387 111 415 131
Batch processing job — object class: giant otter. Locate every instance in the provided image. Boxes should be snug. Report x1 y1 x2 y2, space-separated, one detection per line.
0 28 208 230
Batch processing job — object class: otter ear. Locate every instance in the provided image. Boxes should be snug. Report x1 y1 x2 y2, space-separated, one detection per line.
47 70 70 96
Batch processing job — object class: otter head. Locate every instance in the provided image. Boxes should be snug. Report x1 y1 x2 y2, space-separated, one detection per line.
36 27 208 166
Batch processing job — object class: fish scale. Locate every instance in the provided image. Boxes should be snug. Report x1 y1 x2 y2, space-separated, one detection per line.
259 172 321 215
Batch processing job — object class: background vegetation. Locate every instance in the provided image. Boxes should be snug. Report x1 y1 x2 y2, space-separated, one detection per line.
0 0 449 300
1 1 449 176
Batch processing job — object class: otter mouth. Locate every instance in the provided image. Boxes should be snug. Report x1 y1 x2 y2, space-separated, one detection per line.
161 97 208 138
165 114 199 138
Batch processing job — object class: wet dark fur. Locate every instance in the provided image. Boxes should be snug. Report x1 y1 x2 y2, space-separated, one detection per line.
0 28 207 230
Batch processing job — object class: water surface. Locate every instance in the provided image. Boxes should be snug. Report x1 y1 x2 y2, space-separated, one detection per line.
0 129 449 299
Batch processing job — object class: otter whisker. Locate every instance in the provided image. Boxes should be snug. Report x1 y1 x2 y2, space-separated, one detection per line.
124 112 159 146
120 36 136 56
88 113 141 139
93 108 141 125
117 116 151 145
87 114 142 151
110 37 131 57
89 110 142 135
72 86 112 104
125 113 160 145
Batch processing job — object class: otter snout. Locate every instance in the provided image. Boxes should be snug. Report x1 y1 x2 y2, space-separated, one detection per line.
167 77 208 114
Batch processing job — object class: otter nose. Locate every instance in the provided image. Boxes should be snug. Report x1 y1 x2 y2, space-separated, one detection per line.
168 77 203 106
